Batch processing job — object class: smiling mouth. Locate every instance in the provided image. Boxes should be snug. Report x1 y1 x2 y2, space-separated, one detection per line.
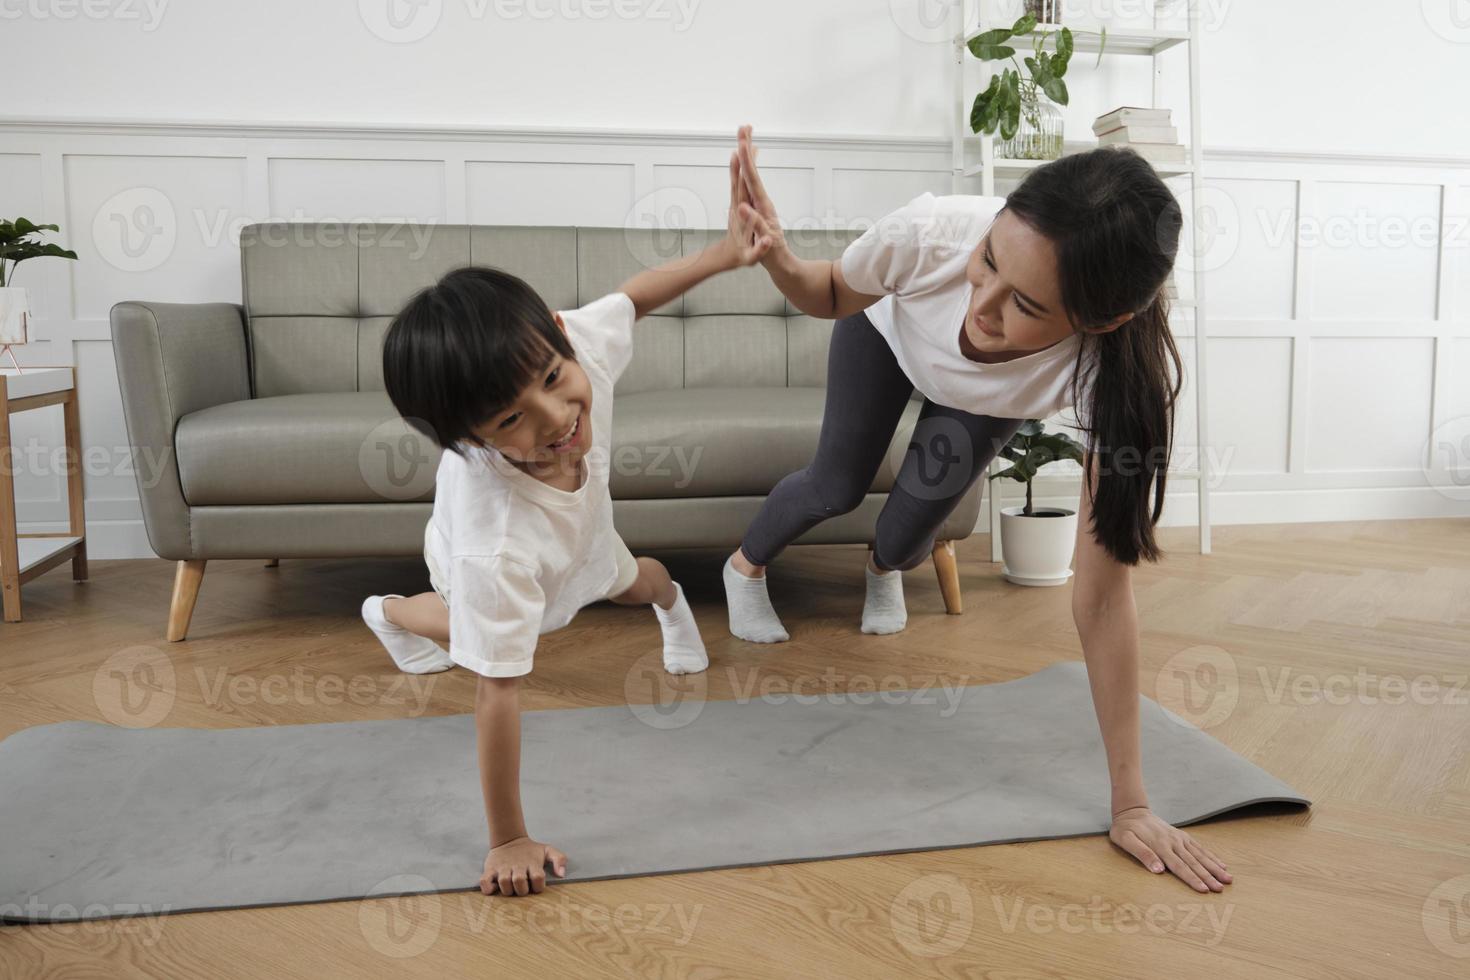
547 414 580 450
974 311 1002 338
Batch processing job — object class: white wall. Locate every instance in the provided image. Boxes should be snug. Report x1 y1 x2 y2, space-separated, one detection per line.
3 0 1469 560
9 0 1470 157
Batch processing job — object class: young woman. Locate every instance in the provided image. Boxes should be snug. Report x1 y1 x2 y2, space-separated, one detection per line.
723 126 1231 893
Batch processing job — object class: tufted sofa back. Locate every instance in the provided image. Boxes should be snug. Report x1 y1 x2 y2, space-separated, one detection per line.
239 223 863 399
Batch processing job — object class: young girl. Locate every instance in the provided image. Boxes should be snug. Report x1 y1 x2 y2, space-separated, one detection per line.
724 126 1233 894
359 161 772 896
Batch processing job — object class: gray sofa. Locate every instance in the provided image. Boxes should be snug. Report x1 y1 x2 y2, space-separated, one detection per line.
109 223 982 640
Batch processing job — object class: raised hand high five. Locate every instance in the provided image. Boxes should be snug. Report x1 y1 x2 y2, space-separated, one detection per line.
733 124 787 269
724 140 773 268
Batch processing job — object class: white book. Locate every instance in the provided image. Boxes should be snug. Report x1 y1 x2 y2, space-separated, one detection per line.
1092 106 1172 135
1100 142 1190 163
1097 125 1179 144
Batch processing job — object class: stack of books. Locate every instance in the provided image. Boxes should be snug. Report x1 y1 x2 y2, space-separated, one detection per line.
1092 107 1187 164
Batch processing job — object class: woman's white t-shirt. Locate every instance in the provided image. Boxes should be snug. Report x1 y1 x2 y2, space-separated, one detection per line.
423 292 635 678
839 192 1094 447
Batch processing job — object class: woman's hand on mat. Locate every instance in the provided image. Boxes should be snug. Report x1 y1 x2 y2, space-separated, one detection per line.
1109 806 1233 893
734 124 788 267
480 836 568 897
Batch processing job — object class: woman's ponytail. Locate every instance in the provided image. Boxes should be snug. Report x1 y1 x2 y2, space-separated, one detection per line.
1005 146 1185 566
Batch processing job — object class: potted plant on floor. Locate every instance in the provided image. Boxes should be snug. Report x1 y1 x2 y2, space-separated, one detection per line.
1 218 78 372
987 419 1085 586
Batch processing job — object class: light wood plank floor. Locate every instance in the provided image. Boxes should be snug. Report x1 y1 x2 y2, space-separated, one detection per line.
2 519 1468 978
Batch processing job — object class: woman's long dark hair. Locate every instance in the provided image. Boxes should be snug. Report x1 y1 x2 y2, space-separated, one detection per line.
1002 145 1184 566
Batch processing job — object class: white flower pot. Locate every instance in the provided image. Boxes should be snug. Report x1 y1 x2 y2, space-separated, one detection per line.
0 287 30 346
999 504 1077 587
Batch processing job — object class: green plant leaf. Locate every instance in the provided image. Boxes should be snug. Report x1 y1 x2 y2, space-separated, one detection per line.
1001 98 1020 141
1041 75 1068 105
967 28 1013 59
1011 13 1037 35
14 218 59 236
970 75 1001 133
972 43 1015 60
1056 26 1073 62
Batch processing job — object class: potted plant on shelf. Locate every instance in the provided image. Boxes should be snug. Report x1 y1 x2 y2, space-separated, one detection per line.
1 218 78 372
987 419 1087 587
968 14 1105 161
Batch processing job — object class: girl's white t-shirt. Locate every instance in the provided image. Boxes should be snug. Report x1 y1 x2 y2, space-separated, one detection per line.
839 192 1094 447
424 292 635 678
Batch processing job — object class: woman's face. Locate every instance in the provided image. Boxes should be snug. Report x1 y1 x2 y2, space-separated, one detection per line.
963 209 1104 359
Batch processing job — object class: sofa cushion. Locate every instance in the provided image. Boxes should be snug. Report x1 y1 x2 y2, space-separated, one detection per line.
176 389 922 506
176 393 439 506
605 388 919 499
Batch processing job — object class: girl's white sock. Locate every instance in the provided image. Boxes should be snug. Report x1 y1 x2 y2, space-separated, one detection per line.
654 582 708 675
861 564 908 635
723 555 789 643
361 595 453 674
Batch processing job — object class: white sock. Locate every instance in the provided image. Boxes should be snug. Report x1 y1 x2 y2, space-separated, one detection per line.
361 595 453 674
654 582 708 675
723 554 789 643
861 564 908 635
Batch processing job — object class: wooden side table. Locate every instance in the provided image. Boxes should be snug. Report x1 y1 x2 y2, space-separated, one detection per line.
1 367 88 622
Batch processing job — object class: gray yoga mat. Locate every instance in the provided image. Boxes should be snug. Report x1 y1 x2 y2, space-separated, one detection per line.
0 661 1308 922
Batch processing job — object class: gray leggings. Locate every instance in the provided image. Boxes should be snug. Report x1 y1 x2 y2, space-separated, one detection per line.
740 311 1026 571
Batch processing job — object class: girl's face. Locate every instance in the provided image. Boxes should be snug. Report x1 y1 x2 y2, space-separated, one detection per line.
468 313 593 475
962 209 1131 358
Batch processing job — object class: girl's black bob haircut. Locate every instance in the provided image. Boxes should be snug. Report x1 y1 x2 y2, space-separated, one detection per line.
382 266 575 459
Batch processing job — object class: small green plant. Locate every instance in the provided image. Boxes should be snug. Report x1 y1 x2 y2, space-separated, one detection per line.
987 419 1086 516
968 14 1106 143
0 218 78 288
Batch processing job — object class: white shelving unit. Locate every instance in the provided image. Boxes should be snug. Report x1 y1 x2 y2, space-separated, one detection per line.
949 3 1212 560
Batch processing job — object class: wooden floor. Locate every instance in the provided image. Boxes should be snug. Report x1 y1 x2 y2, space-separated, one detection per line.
2 519 1468 978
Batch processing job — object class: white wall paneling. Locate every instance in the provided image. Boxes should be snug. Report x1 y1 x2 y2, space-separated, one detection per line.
1 120 1468 558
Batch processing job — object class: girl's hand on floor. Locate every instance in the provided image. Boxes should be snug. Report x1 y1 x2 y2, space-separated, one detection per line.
1109 806 1233 893
480 836 568 897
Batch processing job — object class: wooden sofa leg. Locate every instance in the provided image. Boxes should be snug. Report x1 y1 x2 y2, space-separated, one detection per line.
264 558 279 568
168 559 207 642
933 540 962 615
